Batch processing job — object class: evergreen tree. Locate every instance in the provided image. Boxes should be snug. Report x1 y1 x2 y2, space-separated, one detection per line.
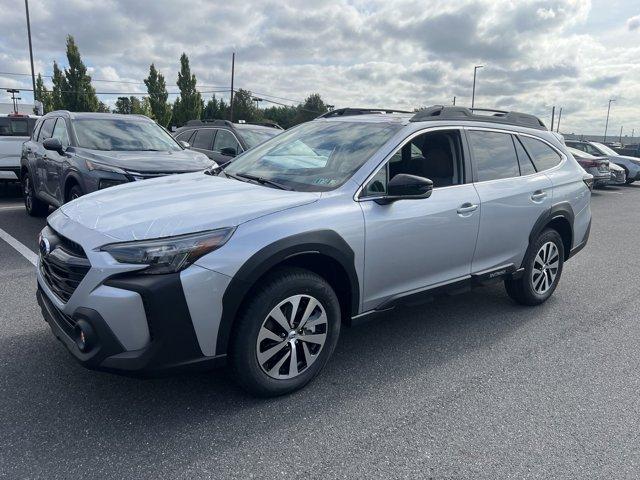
202 94 228 120
50 62 66 111
262 105 298 129
61 35 100 112
115 96 133 114
230 89 259 122
144 64 171 127
293 93 328 124
34 73 52 113
172 53 202 126
114 96 152 116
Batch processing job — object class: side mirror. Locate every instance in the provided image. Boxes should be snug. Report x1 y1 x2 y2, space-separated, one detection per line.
43 137 65 155
220 147 237 157
179 141 190 148
379 174 433 203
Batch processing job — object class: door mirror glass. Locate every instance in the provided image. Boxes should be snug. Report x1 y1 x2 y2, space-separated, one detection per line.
384 174 433 201
43 137 64 155
179 141 190 148
220 146 237 157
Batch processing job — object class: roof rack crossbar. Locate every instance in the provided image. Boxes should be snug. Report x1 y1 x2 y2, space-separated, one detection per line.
319 107 412 119
185 119 233 127
409 105 547 130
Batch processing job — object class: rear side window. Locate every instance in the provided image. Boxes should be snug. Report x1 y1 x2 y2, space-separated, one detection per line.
37 118 56 142
520 136 562 171
214 129 241 154
469 131 519 182
514 137 537 175
191 129 215 150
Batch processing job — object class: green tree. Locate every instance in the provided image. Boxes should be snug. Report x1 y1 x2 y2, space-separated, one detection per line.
114 96 132 114
50 62 65 111
34 73 52 114
230 89 260 122
202 94 228 120
60 35 100 112
262 105 298 129
172 53 202 126
114 96 151 116
293 93 328 124
144 64 171 127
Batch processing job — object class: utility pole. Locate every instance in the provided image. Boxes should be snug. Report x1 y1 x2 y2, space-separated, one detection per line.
7 89 20 114
550 106 555 132
604 98 615 143
24 0 36 105
453 96 456 106
252 96 262 110
619 125 623 144
471 65 483 109
556 107 562 133
229 52 235 122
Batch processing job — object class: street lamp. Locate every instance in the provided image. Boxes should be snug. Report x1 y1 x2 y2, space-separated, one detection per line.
252 97 263 110
604 98 615 143
471 65 483 109
7 89 20 114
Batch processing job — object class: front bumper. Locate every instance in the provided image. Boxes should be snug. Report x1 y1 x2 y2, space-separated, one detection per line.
37 211 229 375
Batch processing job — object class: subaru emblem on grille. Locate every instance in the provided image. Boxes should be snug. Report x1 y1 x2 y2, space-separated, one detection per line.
39 237 51 256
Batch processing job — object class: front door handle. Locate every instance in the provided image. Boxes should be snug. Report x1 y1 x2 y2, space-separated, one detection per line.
457 203 479 214
531 190 547 201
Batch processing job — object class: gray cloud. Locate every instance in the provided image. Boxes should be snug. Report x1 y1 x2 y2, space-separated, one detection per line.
586 75 622 89
627 15 640 31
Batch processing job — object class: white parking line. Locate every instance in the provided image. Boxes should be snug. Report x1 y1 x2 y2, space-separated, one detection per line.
0 205 24 211
0 227 38 266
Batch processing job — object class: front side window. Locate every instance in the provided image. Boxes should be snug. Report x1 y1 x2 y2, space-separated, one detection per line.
51 118 70 147
191 129 215 150
590 142 618 156
224 121 402 192
469 130 519 181
520 136 562 171
176 130 195 143
213 129 241 154
363 129 464 196
37 118 57 142
235 126 279 148
73 118 182 152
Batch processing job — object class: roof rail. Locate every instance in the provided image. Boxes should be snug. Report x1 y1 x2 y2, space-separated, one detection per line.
185 119 232 127
410 106 547 130
245 121 283 130
318 107 412 119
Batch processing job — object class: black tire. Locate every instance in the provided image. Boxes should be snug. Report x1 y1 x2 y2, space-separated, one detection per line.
67 184 84 202
22 173 49 217
229 267 341 397
505 228 564 306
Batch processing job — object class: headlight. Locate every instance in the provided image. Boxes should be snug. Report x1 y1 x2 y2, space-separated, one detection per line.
85 159 127 175
100 227 235 274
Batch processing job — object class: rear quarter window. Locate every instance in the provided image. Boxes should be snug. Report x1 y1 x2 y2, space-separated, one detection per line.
520 136 562 171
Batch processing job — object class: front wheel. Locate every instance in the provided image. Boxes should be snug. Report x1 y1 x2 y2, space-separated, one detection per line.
229 267 341 397
505 228 564 306
67 184 84 202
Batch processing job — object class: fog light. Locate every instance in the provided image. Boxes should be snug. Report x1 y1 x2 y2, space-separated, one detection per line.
74 319 95 352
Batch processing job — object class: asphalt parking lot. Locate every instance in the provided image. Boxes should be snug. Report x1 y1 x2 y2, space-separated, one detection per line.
1 182 640 479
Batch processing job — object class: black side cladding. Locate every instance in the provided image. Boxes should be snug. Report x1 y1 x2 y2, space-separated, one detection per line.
216 230 359 356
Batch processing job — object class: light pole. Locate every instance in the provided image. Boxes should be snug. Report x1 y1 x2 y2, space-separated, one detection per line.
471 65 483 109
252 97 263 110
24 0 36 104
604 99 615 143
229 52 235 122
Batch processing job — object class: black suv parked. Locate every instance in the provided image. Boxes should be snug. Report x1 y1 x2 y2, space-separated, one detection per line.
20 111 215 216
173 120 282 166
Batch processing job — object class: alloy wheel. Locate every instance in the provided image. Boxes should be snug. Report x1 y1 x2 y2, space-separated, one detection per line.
256 294 328 380
531 241 560 295
23 177 32 211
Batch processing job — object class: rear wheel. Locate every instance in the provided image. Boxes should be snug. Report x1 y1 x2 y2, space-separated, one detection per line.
230 267 341 397
505 228 564 306
22 173 48 217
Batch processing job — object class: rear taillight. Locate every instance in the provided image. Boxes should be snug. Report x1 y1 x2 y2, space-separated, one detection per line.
579 160 599 168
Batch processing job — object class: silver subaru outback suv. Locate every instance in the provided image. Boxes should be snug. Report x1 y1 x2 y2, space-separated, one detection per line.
36 106 592 396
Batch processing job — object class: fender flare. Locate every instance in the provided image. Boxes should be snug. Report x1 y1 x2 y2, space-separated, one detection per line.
62 170 86 200
528 201 574 256
215 230 360 356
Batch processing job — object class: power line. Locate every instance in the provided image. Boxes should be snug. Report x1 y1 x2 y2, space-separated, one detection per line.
0 85 231 96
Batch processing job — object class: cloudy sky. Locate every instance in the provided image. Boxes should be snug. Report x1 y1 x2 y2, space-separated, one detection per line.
0 0 638 135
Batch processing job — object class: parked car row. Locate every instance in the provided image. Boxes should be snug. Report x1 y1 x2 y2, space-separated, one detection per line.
0 113 39 181
34 105 593 396
566 139 640 186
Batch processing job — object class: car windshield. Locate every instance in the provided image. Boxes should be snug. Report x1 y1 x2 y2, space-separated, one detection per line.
237 126 280 149
567 146 596 159
591 142 618 156
223 121 402 192
0 117 36 137
73 118 182 151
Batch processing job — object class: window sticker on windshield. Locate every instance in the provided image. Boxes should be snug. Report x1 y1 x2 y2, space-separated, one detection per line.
314 178 336 185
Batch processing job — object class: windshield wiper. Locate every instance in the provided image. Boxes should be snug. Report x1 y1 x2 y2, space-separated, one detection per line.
235 172 292 190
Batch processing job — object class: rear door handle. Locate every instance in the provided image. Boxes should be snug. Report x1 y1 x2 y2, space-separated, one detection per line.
531 190 547 201
457 203 479 214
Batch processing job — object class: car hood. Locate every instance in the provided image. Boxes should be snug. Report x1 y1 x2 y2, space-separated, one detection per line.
77 148 214 172
60 172 320 240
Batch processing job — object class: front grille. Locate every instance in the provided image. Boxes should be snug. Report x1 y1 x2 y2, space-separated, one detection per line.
39 286 77 337
40 228 90 303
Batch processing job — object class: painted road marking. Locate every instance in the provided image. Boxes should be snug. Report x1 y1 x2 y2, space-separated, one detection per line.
0 205 25 211
0 227 38 266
